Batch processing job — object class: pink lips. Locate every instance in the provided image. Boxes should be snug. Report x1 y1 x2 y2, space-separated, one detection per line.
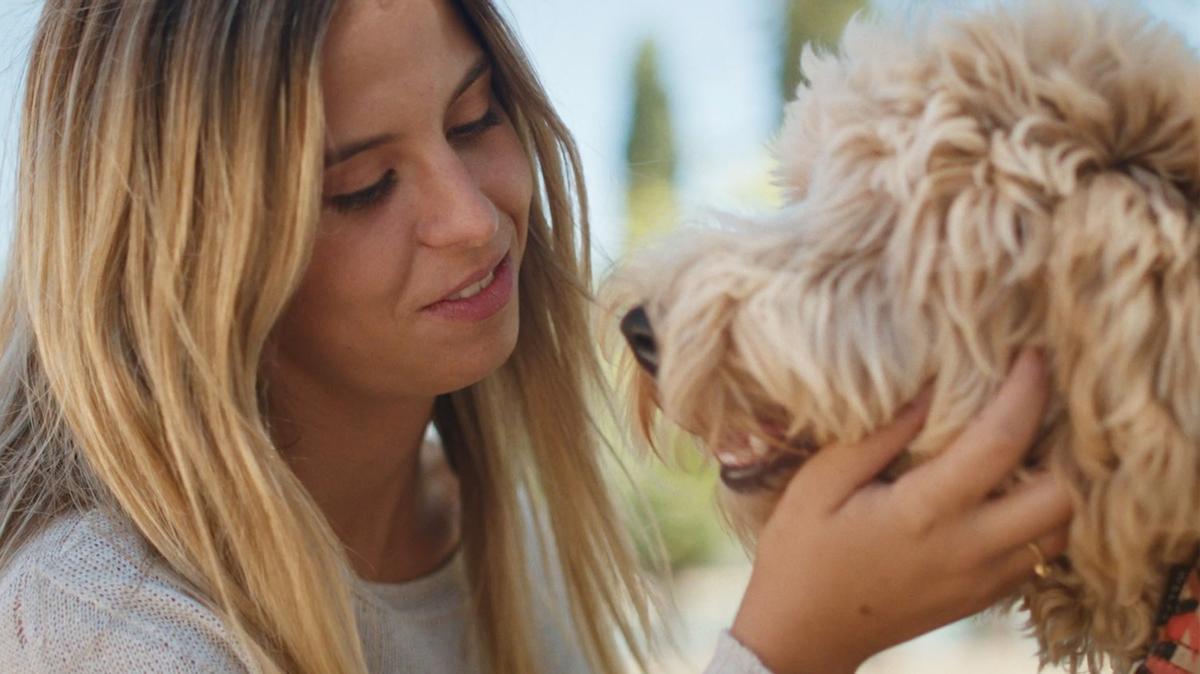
422 254 514 322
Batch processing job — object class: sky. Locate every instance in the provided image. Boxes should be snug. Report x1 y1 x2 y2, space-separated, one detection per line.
0 1 41 255
0 0 1198 267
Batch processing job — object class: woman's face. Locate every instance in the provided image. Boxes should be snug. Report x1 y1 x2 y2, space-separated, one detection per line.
271 0 533 402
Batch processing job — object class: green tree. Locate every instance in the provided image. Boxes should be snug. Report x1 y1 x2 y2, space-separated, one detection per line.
779 0 868 103
624 39 678 251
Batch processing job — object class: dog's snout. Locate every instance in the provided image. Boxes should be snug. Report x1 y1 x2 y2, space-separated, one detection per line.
620 305 659 377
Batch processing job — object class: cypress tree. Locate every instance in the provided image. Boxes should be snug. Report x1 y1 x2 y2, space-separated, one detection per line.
780 0 867 102
624 39 678 251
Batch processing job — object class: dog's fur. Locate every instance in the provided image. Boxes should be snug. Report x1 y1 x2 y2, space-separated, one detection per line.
605 1 1200 670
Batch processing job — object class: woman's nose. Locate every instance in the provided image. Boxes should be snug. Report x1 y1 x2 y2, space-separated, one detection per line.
414 153 499 249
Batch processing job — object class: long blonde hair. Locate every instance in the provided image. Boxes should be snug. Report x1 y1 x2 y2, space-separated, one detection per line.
1 1 652 672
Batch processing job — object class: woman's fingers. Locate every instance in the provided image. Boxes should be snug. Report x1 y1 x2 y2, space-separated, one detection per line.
735 348 1074 674
910 349 1049 511
969 471 1073 556
986 526 1071 597
788 387 932 511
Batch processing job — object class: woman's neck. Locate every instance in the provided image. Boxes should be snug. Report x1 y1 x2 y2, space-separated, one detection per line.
267 382 461 583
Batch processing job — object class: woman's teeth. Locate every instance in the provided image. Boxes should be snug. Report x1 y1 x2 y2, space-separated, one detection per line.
448 269 495 301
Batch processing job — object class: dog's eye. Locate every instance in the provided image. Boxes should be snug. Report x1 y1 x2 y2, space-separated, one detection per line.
620 305 659 377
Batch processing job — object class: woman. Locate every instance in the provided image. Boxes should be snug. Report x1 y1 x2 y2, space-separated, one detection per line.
0 1 1070 673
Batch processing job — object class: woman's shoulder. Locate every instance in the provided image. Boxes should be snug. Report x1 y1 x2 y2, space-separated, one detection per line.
0 508 254 673
1 508 173 596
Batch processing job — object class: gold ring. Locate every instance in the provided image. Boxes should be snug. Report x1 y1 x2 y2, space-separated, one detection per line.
1027 542 1052 579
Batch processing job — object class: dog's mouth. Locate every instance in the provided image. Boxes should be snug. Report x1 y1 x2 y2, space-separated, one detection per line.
618 305 820 493
715 423 817 493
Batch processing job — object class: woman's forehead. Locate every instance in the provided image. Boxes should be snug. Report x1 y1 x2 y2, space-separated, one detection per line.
320 0 483 140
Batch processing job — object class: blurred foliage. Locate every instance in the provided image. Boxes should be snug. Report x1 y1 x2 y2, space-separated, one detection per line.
779 0 868 102
624 40 678 250
608 429 738 575
624 180 677 251
625 40 677 187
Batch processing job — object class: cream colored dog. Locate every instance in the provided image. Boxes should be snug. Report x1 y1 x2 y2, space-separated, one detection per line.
606 1 1200 670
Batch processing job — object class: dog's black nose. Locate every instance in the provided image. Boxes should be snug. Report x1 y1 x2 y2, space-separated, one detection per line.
620 305 659 377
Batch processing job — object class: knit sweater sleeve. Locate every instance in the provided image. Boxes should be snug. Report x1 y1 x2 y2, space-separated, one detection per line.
702 629 776 674
0 567 253 673
0 512 254 674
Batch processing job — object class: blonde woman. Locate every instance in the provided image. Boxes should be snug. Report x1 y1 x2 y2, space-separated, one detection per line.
0 1 1070 673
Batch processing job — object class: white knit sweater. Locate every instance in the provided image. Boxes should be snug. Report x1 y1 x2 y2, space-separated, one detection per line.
0 508 771 673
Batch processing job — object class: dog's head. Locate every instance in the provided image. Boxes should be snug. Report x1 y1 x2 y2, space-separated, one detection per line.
605 1 1200 666
608 215 925 497
608 0 1200 502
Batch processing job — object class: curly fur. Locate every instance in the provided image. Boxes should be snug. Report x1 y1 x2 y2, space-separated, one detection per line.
604 1 1200 670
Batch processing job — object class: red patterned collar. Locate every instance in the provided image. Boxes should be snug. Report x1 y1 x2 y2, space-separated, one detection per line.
1133 552 1200 674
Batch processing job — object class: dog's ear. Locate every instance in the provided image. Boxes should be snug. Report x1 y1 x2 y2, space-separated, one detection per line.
1044 169 1200 602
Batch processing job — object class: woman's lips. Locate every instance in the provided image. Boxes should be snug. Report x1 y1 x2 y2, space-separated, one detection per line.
422 254 514 322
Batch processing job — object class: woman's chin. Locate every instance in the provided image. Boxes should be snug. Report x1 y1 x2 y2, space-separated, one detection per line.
432 313 521 394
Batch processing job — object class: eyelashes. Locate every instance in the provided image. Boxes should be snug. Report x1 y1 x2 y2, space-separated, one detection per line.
327 107 505 216
447 107 502 142
328 169 399 214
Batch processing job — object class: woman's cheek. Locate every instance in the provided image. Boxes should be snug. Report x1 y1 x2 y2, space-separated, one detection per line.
503 139 535 252
470 124 533 226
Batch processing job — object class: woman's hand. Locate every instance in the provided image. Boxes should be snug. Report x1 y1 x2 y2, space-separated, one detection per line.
730 348 1071 674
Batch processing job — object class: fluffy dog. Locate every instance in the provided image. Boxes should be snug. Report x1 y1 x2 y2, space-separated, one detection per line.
605 1 1200 670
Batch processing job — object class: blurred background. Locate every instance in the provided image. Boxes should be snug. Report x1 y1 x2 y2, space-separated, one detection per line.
2 1 1200 672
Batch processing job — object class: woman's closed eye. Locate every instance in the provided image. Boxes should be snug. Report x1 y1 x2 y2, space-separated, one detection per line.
328 169 399 214
448 106 502 143
326 107 505 215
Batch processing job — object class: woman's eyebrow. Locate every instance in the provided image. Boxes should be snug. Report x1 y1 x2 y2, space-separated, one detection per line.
447 56 490 111
323 55 491 169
